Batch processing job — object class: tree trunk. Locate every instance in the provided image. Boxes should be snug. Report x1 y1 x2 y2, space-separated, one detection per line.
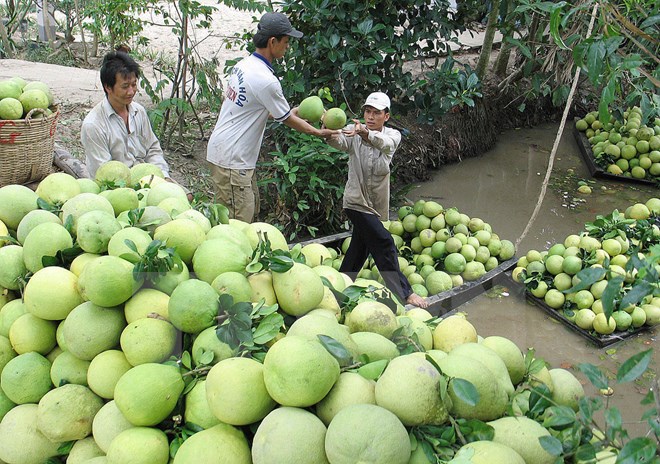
42 0 56 49
494 0 513 77
73 0 88 62
0 17 13 58
476 0 502 81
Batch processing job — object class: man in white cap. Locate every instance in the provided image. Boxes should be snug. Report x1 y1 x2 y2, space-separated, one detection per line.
207 11 338 223
327 92 429 309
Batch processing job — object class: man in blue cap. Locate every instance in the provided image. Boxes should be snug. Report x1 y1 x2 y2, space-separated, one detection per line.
207 12 338 223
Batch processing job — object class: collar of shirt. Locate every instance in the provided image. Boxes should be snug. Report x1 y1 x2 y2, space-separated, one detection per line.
102 97 137 119
252 52 274 74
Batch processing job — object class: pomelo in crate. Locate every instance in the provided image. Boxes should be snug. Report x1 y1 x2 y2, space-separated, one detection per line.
0 78 59 188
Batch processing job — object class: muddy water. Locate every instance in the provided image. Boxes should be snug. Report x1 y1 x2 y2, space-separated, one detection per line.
411 122 658 437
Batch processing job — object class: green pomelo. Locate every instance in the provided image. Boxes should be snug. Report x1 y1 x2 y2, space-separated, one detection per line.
249 222 288 250
1 352 52 404
481 336 526 385
76 178 101 194
106 427 169 464
444 252 467 274
325 404 410 464
37 384 103 442
95 161 131 186
62 301 126 361
76 210 122 254
0 184 39 230
191 325 236 366
146 182 187 206
450 342 515 396
0 299 26 337
16 209 61 244
151 260 190 295
77 256 141 307
24 266 83 320
19 88 49 113
192 240 250 284
315 372 376 425
184 380 220 430
211 271 253 303
549 368 585 411
437 354 508 421
313 265 346 292
114 363 185 426
157 196 191 216
22 81 53 105
92 400 135 453
0 80 22 99
272 262 324 316
453 440 525 464
205 357 276 426
120 317 177 366
316 285 342 317
60 192 115 234
396 315 433 350
35 173 81 207
22 222 73 273
0 246 27 291
252 406 330 464
174 209 212 233
346 300 398 338
172 423 251 464
103 187 139 215
107 227 152 262
65 436 105 464
0 335 17 373
324 107 347 129
206 224 253 255
488 416 555 464
124 288 170 323
8 313 56 355
432 315 477 351
0 384 16 422
263 335 340 407
642 304 660 326
375 354 449 426
69 252 101 277
297 95 324 123
301 243 333 267
168 279 219 334
130 163 164 183
287 313 359 357
248 271 278 305
425 270 453 295
87 350 132 399
0 404 61 464
132 205 172 235
50 350 90 386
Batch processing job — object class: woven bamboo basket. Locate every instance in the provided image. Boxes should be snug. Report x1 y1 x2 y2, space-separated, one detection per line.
0 107 59 187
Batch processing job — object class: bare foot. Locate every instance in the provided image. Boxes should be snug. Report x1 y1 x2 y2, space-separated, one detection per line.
406 293 429 309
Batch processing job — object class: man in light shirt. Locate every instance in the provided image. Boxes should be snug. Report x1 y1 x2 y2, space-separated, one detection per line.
81 50 171 180
206 12 338 223
327 92 429 309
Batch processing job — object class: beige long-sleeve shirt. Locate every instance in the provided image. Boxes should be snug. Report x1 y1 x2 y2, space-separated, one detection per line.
328 125 401 218
81 98 170 178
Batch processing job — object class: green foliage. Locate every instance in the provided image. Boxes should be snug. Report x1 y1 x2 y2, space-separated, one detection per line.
260 127 348 240
277 0 467 115
407 55 483 123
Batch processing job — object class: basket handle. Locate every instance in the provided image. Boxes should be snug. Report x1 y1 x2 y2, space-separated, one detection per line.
24 108 49 125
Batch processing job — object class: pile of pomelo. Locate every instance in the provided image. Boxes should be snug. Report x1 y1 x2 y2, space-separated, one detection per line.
0 77 56 120
575 107 660 181
512 197 660 336
0 162 596 463
329 199 516 299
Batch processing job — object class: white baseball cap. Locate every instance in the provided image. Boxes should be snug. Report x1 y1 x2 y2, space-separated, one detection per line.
363 92 390 110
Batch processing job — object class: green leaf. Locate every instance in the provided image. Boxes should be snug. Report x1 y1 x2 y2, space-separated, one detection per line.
197 350 215 366
601 275 624 316
616 437 658 464
587 42 606 85
180 351 192 370
565 267 607 293
542 405 577 428
318 334 353 367
577 363 609 390
539 435 563 456
549 5 569 50
450 378 479 406
252 312 284 345
616 349 653 383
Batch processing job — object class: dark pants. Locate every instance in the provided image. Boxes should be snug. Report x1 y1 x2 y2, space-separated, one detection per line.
340 209 413 302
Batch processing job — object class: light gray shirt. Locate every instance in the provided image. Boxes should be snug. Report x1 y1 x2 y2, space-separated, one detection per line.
328 125 401 218
81 98 170 177
206 53 291 170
